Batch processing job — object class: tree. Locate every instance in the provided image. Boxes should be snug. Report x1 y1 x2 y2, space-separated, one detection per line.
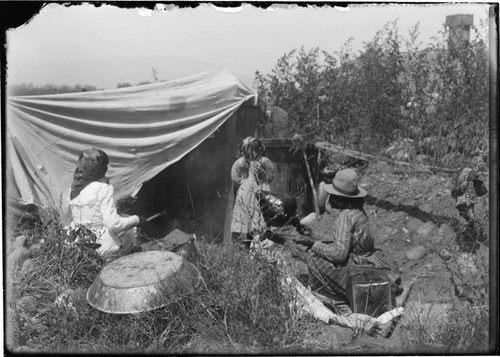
255 47 333 143
255 18 488 169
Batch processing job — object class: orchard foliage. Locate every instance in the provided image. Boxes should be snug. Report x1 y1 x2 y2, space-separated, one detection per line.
255 20 489 169
8 83 100 96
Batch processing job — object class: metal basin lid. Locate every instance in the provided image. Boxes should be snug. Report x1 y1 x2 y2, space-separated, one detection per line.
86 250 199 314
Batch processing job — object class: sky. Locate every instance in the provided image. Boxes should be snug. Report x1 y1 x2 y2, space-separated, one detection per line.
6 2 492 90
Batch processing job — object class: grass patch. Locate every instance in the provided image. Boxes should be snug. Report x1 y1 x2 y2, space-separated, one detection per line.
401 300 489 354
7 200 491 353
9 223 303 353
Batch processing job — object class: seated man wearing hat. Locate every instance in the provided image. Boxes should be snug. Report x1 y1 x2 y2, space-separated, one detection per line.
294 168 375 313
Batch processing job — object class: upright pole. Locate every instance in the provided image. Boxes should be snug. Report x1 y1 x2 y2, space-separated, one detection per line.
303 150 320 214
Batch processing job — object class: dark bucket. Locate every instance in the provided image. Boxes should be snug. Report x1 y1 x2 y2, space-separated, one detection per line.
259 192 299 227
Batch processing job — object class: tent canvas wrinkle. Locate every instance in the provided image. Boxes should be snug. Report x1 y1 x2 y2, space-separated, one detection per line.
6 67 258 223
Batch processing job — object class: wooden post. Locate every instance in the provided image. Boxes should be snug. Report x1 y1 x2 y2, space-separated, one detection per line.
314 141 462 175
316 149 322 183
304 150 320 214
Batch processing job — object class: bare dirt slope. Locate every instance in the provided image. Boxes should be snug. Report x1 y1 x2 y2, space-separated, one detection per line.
272 160 489 353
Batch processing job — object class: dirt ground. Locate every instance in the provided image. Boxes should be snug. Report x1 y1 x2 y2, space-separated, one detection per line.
194 160 490 354
285 160 489 353
8 160 489 354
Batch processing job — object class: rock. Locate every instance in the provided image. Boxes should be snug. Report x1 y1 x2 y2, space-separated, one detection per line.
16 296 37 313
406 217 424 233
8 247 32 272
161 229 191 248
384 211 408 224
418 204 433 214
372 223 399 240
20 258 36 277
436 224 457 245
475 244 489 265
10 235 28 253
14 235 28 248
28 243 42 255
372 230 392 245
457 253 478 275
423 244 436 254
417 221 437 238
405 245 426 260
439 247 455 260
384 226 399 236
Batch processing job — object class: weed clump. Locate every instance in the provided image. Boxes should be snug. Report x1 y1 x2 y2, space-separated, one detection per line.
401 300 489 354
194 243 297 350
8 221 301 353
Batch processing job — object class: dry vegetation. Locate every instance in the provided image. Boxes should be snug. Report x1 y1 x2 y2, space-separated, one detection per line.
7 162 490 354
6 18 492 354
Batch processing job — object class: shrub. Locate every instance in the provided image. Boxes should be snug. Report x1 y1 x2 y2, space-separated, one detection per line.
255 19 488 169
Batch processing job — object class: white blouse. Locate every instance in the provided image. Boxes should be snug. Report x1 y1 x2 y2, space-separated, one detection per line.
69 181 140 253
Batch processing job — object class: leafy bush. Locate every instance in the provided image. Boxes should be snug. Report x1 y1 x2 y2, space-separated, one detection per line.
255 19 488 169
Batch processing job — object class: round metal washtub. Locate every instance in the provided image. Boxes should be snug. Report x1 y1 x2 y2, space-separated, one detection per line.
86 250 199 314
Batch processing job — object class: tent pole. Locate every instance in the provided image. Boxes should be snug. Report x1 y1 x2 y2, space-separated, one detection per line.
223 115 237 246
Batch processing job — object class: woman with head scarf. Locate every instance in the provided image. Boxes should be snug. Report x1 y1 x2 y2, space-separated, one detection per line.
69 148 145 255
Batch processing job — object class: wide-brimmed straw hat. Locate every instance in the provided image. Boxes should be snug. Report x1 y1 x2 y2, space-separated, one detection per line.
323 169 367 198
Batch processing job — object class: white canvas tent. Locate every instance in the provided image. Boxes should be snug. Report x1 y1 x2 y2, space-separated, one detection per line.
5 67 259 227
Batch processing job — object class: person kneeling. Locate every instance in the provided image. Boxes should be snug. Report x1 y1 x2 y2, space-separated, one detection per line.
68 148 145 256
294 169 376 314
